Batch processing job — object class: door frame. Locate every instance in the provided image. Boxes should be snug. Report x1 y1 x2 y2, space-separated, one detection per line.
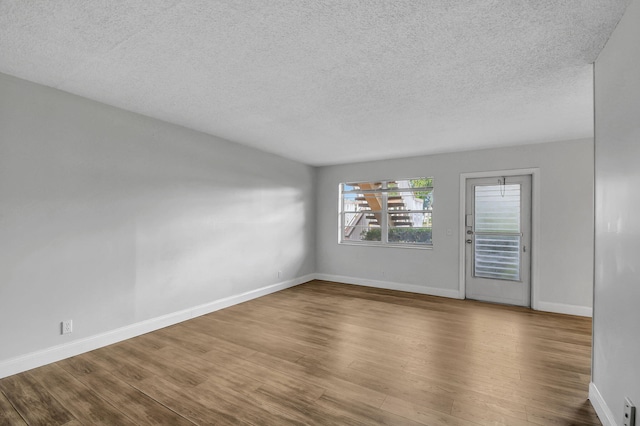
459 168 541 310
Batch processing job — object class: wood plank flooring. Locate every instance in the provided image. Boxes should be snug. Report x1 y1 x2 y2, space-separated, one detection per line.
0 280 600 425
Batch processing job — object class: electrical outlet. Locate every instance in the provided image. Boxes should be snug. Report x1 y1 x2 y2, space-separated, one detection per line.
624 398 636 426
61 319 73 335
277 270 282 279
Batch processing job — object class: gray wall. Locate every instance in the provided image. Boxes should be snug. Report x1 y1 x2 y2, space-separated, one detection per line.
317 139 594 313
0 73 316 363
593 0 640 423
0 64 601 377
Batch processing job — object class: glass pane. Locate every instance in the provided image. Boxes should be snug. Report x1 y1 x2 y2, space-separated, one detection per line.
388 210 432 244
342 201 382 242
474 235 520 280
344 219 381 241
388 227 432 244
408 177 433 189
347 182 382 190
474 184 521 280
341 179 434 245
475 184 520 233
342 181 383 242
388 190 433 212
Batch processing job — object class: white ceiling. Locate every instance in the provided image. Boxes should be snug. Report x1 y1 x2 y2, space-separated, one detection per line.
0 1 630 166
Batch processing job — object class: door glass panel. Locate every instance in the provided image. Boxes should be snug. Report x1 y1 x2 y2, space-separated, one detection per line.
475 235 520 280
475 184 520 233
474 184 521 281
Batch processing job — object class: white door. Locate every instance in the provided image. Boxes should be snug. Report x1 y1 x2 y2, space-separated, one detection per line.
465 175 531 307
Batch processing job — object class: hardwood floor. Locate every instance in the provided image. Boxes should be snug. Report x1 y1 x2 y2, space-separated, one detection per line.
0 280 599 425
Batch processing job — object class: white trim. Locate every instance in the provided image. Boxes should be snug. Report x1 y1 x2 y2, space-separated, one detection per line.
314 274 591 316
536 301 593 317
590 382 618 426
314 273 462 299
459 168 541 309
338 241 433 250
0 274 314 379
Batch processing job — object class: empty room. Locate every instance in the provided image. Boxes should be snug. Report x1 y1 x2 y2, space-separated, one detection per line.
1 1 639 425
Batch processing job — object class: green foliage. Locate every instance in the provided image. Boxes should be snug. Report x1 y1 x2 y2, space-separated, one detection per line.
409 178 433 188
389 227 432 243
361 228 382 241
409 178 433 203
361 227 432 244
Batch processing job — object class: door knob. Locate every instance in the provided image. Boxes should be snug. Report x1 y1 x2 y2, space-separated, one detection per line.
466 239 472 244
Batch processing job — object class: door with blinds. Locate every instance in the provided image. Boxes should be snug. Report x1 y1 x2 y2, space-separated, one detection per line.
465 175 531 307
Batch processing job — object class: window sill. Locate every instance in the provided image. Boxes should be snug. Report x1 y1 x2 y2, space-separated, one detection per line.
338 241 433 250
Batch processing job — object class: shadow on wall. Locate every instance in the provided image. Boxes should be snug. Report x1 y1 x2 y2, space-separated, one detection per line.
0 87 314 361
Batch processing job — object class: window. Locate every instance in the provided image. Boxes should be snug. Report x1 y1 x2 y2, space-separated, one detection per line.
339 178 433 247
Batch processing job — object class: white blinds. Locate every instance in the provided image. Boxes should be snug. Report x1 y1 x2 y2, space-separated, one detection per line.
474 185 521 281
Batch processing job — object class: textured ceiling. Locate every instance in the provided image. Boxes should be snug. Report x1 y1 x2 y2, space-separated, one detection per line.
0 0 630 166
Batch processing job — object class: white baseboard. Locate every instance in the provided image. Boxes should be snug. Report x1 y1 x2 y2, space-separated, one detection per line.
590 382 617 426
536 301 593 317
313 273 462 299
314 274 593 317
0 274 314 379
0 274 594 379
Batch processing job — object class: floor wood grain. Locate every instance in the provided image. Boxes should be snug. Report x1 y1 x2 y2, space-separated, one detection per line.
0 280 600 425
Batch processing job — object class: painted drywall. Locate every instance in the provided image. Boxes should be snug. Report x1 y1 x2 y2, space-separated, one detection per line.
0 73 316 365
316 139 594 314
592 0 640 424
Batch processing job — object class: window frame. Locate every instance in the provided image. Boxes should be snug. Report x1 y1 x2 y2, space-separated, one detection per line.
339 177 434 249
